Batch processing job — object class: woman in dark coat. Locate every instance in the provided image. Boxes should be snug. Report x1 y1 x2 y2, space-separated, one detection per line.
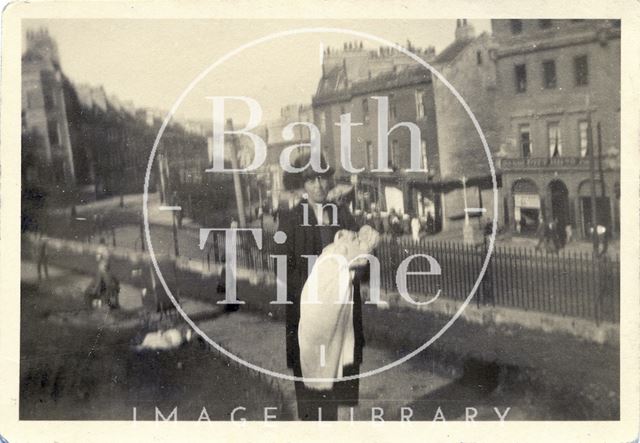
276 151 366 421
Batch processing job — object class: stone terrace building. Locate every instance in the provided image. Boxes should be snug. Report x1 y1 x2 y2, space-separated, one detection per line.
492 19 621 239
313 44 442 228
312 25 503 235
262 104 313 210
22 28 77 190
431 19 500 232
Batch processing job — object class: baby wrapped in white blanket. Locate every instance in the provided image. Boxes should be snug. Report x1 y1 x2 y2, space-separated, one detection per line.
298 225 379 389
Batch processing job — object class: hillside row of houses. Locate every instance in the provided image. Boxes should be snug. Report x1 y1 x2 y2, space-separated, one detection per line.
21 28 208 204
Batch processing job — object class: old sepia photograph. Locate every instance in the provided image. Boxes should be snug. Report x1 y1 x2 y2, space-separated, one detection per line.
4 6 633 438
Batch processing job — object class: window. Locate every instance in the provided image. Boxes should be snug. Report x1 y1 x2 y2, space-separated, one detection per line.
510 19 523 34
519 124 532 158
515 64 527 93
26 91 38 109
43 91 56 110
362 99 369 123
391 139 400 168
548 122 562 157
538 19 552 29
319 111 326 133
389 94 397 121
47 120 60 146
574 55 589 86
542 60 557 89
476 50 483 65
366 141 374 169
415 89 427 119
421 140 428 170
578 120 589 157
52 158 65 184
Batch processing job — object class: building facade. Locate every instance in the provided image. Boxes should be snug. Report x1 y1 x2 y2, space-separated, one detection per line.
431 19 500 232
492 19 621 239
312 24 502 235
262 104 314 210
22 28 76 190
313 44 442 227
65 83 163 199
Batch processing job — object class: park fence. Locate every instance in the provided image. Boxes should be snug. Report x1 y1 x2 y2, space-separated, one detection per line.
34 213 620 325
222 231 620 324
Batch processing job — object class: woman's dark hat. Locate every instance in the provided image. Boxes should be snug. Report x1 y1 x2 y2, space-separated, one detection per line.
282 149 334 191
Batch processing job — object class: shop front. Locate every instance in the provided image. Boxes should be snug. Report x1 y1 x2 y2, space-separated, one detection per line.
512 179 541 236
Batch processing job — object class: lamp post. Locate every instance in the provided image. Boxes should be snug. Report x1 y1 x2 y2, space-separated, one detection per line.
462 176 474 244
171 191 180 257
350 174 359 212
596 121 609 255
586 99 598 254
226 119 247 228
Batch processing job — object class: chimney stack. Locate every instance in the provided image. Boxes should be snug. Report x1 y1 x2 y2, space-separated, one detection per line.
454 18 476 42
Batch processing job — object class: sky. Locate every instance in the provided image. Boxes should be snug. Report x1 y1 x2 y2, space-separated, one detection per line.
23 19 491 123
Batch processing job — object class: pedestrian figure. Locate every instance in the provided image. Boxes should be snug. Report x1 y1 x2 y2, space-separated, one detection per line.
401 213 411 236
85 252 120 309
551 218 563 252
535 218 546 252
373 210 384 234
411 216 421 242
381 211 390 234
278 150 367 421
426 212 435 235
389 209 401 237
543 219 560 254
482 217 493 248
365 212 374 228
595 224 608 256
35 233 49 282
565 224 573 244
96 237 109 263
90 214 99 243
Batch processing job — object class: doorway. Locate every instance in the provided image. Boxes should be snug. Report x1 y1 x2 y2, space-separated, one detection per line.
549 180 570 243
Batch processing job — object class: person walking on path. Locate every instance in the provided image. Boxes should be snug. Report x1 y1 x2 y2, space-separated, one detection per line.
85 240 120 309
411 215 421 242
35 232 49 282
535 217 546 252
550 218 562 253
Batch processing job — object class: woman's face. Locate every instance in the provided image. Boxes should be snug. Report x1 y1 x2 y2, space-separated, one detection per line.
303 176 330 205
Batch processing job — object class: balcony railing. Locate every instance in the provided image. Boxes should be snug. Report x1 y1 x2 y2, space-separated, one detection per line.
500 156 590 170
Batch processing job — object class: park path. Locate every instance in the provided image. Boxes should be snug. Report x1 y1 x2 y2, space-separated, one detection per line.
22 259 505 421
